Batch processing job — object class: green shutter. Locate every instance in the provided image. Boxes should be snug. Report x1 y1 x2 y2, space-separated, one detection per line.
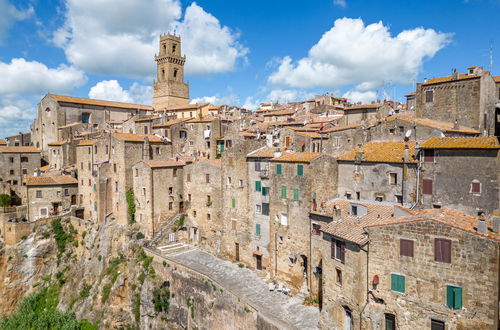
255 181 261 192
293 188 299 201
94 202 97 211
297 164 303 176
255 224 261 235
262 187 268 196
276 164 282 175
447 286 462 309
446 285 454 308
281 186 287 198
232 198 236 208
93 183 96 191
391 274 405 293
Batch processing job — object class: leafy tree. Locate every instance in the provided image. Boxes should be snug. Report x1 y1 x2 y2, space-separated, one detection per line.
0 194 11 207
126 189 136 224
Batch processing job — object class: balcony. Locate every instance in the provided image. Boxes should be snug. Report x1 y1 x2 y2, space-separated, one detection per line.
259 170 269 179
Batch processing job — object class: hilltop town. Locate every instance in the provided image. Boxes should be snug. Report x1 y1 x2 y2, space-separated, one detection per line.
1 34 500 329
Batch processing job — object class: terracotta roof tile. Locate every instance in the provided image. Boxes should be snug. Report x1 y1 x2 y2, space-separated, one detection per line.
343 103 383 111
366 208 500 242
134 116 161 122
152 118 191 128
0 139 6 145
111 133 164 143
321 124 360 133
422 73 484 85
48 94 152 111
420 136 500 149
48 140 68 146
270 152 323 163
386 115 479 134
493 76 500 83
246 147 278 159
297 132 325 139
26 175 78 186
0 146 40 153
142 160 186 168
163 102 210 111
338 141 416 164
263 109 296 117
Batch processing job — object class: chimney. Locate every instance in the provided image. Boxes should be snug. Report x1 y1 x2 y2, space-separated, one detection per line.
493 216 500 233
452 69 459 80
477 217 488 235
453 119 460 130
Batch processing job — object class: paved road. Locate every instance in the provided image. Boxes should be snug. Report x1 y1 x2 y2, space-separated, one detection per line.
158 247 320 330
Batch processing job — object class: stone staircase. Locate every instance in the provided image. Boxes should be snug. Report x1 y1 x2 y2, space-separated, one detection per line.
157 243 193 255
149 213 184 246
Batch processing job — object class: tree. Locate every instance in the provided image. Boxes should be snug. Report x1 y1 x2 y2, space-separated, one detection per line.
0 194 11 207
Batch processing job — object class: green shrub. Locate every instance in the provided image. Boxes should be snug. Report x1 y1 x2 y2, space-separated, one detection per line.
80 283 92 299
51 219 74 263
152 287 170 314
101 284 111 303
172 214 185 231
132 293 141 322
0 194 11 207
136 232 145 240
126 189 136 224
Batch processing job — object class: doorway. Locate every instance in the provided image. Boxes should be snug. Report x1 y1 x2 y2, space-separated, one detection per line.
235 243 240 261
255 254 262 270
344 306 353 330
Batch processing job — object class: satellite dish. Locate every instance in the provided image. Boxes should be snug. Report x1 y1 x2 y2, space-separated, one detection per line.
405 130 413 139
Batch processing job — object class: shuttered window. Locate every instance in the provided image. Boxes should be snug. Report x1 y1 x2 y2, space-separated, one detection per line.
255 224 261 236
400 239 414 257
446 285 462 309
254 161 261 171
423 149 435 162
293 188 299 201
425 90 434 103
297 164 303 176
255 181 261 192
391 274 405 293
385 314 396 330
431 320 445 330
423 179 433 195
330 239 345 263
231 198 236 208
276 164 282 175
471 181 481 194
262 187 268 196
262 203 269 216
435 238 452 263
281 186 287 198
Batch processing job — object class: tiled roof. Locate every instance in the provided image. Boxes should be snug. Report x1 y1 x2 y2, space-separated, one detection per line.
77 139 97 146
366 208 500 242
0 146 40 153
163 102 210 111
321 124 360 133
198 158 222 167
188 117 218 123
248 115 264 122
270 152 324 163
48 94 152 110
152 118 191 128
320 199 412 245
142 160 186 168
263 109 296 117
422 73 484 85
246 147 278 159
39 165 51 171
420 137 500 149
48 140 68 146
343 103 383 111
386 115 479 135
134 116 161 122
493 76 500 83
338 141 417 164
0 139 6 145
297 132 325 139
26 175 78 186
404 91 416 97
111 133 164 143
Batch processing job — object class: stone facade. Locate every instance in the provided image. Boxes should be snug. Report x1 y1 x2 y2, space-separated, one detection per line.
47 140 77 170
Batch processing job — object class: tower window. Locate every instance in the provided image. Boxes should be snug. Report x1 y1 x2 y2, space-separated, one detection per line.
172 44 177 53
173 68 178 78
162 69 165 80
163 44 166 54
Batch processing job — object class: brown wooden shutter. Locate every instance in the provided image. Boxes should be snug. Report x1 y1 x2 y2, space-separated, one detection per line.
442 239 451 263
423 179 433 195
435 238 442 262
331 240 335 259
400 239 414 257
340 241 346 264
471 182 480 194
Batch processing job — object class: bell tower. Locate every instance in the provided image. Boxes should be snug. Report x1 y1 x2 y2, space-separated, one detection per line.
153 34 190 110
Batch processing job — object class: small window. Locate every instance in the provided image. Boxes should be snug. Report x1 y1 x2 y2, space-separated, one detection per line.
351 205 358 216
391 274 405 293
423 149 435 162
435 238 451 263
227 176 232 185
9 157 14 163
239 180 243 187
168 187 173 195
156 147 160 155
390 173 397 185
336 268 342 286
398 126 404 133
331 239 345 263
262 203 269 216
297 164 303 176
22 168 27 175
431 319 445 330
20 156 28 162
423 179 433 195
188 194 191 202
168 202 173 210
173 168 177 177
142 187 146 195
280 213 288 226
262 187 268 196
9 170 14 175
231 220 237 231
293 188 299 201
113 163 117 173
254 161 261 171
135 169 139 177
471 181 481 194
206 174 210 183
187 173 191 182
255 224 261 236
207 195 211 204
82 112 90 123
255 181 261 191
207 213 211 220
256 204 262 214
400 239 414 257
446 285 462 309
36 190 42 198
280 186 287 198
312 223 321 235
232 198 236 208
173 68 178 78
276 164 282 175
425 90 434 103
385 314 396 330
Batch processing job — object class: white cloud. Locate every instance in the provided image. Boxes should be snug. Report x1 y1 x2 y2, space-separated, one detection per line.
0 58 87 95
191 93 240 105
54 0 247 78
268 18 451 89
266 89 314 103
242 96 260 110
0 96 37 138
0 0 33 43
88 80 152 105
173 3 248 75
333 0 346 8
342 90 377 104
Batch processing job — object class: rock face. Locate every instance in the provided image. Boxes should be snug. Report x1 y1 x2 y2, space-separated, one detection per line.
0 218 280 329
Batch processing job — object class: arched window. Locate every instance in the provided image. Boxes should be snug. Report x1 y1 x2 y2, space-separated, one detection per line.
173 68 178 78
172 43 176 53
162 69 165 80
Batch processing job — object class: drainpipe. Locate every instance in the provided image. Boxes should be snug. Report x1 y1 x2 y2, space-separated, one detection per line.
360 241 370 330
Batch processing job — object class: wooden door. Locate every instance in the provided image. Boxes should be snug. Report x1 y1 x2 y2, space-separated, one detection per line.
256 255 262 270
235 243 240 261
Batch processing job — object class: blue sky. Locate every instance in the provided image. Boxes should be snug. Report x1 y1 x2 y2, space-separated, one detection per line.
0 0 499 137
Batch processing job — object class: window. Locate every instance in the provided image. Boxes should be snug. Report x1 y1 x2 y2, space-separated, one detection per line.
93 184 97 191
205 174 210 183
81 162 83 170
312 223 321 235
280 186 287 198
82 112 90 123
20 156 28 162
297 164 303 176
423 179 433 195
168 202 173 210
168 187 173 195
231 220 237 231
262 203 269 216
227 176 232 185
94 145 97 153
142 187 146 196
425 90 434 103
280 213 288 226
9 170 14 175
232 198 236 208
207 195 211 204
187 173 191 182
331 239 345 263
179 130 187 139
113 163 117 173
446 285 462 309
188 194 191 202
22 168 27 175
255 181 261 191
391 274 405 293
106 145 109 154
276 164 282 175
385 314 396 330
156 147 160 155
336 268 342 286
435 238 451 263
399 126 405 133
293 188 299 201
173 168 177 177
9 157 14 163
400 239 414 257
115 181 118 192
431 319 445 330
390 173 397 185
88 179 91 186
351 205 358 216
135 169 139 177
471 181 481 194
262 187 268 196
256 204 262 214
423 149 435 162
255 224 261 236
193 210 197 217
172 43 176 53
36 190 42 198
254 161 261 171
239 180 243 187
173 68 178 78
207 213 211 220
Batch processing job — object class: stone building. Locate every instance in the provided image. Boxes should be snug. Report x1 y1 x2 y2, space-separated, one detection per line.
337 141 418 205
0 146 41 204
152 34 190 109
4 132 31 146
31 94 152 153
47 140 78 170
132 159 187 238
162 103 211 119
26 175 78 220
418 136 500 216
363 208 500 330
182 158 223 253
133 116 162 135
0 139 6 146
415 66 498 136
340 103 391 126
268 152 337 292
